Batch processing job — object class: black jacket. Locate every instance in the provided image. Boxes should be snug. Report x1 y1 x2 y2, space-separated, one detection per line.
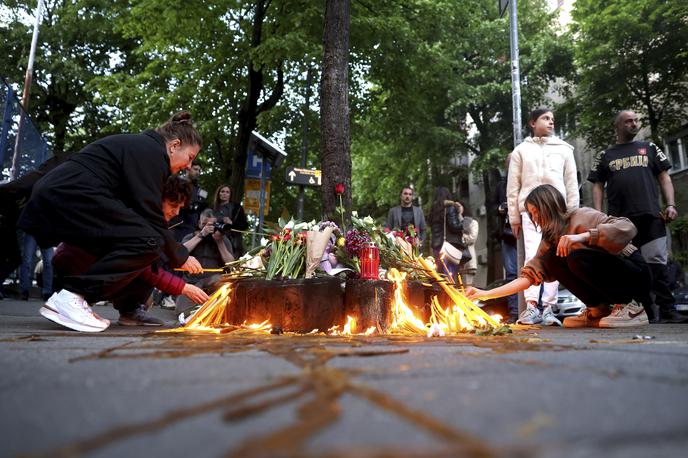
429 204 463 250
17 130 188 267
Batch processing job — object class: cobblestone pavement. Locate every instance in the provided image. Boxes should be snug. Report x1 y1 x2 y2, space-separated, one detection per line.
1 298 687 458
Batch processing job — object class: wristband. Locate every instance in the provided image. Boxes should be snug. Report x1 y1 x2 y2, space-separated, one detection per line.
666 204 676 210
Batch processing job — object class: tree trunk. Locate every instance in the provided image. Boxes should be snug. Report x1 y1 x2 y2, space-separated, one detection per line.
319 0 351 223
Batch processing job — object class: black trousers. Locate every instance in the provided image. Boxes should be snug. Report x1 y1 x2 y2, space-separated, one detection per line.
57 237 159 313
540 247 652 312
0 227 21 285
628 215 675 313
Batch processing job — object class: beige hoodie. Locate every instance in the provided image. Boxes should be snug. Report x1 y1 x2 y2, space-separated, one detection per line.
507 136 579 225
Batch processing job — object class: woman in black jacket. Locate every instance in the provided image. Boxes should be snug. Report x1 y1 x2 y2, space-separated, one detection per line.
18 111 204 332
428 187 464 282
212 184 249 257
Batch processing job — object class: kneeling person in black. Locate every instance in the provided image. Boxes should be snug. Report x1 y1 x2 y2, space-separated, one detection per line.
18 112 204 332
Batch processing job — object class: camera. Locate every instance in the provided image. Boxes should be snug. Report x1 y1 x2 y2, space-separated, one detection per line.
212 222 233 234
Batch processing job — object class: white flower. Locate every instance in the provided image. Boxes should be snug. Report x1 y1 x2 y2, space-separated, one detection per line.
260 237 269 247
351 211 359 217
362 215 375 225
427 323 445 337
284 219 295 230
293 221 310 231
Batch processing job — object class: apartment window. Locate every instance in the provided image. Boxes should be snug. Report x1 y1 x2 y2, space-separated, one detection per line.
668 139 681 171
665 129 688 173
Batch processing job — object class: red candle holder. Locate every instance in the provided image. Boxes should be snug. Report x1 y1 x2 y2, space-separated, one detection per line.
360 242 380 280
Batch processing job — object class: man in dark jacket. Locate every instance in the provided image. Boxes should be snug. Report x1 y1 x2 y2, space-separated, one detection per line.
18 112 204 332
385 187 426 248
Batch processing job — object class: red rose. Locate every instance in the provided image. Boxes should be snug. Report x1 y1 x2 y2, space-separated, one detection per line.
335 183 345 195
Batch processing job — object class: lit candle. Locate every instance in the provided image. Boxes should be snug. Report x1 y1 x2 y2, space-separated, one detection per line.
359 242 380 280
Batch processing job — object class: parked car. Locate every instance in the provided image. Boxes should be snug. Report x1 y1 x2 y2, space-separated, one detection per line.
474 280 585 319
554 287 585 317
673 285 688 312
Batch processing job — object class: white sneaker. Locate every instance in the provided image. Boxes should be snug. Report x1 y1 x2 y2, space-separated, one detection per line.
516 306 542 325
599 300 649 328
542 305 562 326
40 290 109 332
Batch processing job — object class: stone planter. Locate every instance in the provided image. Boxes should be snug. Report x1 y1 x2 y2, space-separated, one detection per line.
227 277 344 332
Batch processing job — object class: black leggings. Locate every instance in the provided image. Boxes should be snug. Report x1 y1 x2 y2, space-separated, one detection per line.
57 237 159 312
541 247 652 311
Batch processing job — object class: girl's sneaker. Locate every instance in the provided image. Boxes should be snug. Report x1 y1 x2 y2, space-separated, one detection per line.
542 305 562 326
516 305 542 325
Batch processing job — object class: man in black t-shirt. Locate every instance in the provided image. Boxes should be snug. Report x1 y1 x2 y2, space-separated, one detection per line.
588 110 685 324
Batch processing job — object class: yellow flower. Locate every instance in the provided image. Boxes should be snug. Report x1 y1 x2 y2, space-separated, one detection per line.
336 237 346 247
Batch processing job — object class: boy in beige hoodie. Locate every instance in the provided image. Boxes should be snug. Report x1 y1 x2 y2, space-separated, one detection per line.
507 108 579 325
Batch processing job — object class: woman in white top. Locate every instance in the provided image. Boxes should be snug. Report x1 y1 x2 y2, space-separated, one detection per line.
507 108 579 325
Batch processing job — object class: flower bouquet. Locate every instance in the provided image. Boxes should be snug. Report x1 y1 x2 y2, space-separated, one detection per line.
263 219 310 280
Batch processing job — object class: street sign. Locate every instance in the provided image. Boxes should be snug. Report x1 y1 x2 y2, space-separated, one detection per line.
245 149 272 179
244 178 270 216
499 0 509 18
285 167 322 187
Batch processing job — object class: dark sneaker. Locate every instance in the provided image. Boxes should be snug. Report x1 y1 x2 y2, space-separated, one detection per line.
659 309 688 324
118 306 164 327
159 295 176 310
563 305 610 328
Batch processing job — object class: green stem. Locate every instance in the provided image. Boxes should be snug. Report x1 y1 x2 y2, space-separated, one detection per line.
338 193 345 232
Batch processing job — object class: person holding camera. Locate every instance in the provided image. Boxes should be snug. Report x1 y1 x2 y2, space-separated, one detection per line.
175 209 234 314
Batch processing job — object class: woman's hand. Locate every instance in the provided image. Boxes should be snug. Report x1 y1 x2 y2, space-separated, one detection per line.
556 232 589 257
465 286 488 301
182 283 210 304
511 222 521 238
180 255 203 274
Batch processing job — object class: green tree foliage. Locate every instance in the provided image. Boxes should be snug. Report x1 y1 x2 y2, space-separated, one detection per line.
0 0 140 152
92 0 324 204
570 0 688 150
348 0 572 214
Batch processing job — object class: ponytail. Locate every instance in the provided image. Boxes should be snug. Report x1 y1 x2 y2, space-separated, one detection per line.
156 111 202 148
